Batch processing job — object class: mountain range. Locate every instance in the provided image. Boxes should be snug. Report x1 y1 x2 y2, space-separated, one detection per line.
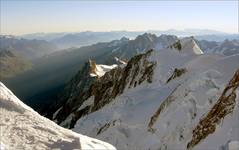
0 35 58 59
2 33 239 115
1 32 239 150
197 39 239 56
0 50 32 78
20 30 239 49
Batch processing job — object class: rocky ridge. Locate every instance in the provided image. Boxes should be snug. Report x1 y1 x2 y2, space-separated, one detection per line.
53 49 156 128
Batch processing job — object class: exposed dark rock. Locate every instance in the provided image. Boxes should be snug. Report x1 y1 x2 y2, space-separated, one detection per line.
53 49 156 128
148 84 181 133
97 120 117 135
170 40 182 51
187 68 239 149
166 68 187 83
90 49 156 112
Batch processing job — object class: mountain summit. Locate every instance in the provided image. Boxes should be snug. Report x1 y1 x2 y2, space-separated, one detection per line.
170 37 204 55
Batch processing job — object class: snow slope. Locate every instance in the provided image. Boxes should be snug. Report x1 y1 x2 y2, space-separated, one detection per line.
179 37 204 55
0 82 116 150
72 39 239 150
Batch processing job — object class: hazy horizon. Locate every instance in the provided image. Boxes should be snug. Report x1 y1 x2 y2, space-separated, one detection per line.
0 29 236 37
1 0 238 35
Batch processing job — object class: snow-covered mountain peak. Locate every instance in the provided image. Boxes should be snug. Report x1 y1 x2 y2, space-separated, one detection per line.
181 37 204 54
170 37 204 55
0 82 116 150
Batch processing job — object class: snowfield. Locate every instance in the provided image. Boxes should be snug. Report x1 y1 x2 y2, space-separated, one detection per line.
72 38 239 150
0 82 116 150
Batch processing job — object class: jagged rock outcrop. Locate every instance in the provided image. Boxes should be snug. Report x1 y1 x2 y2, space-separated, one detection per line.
90 49 156 112
89 59 97 76
187 69 239 149
170 40 182 50
166 68 187 83
53 50 156 128
88 60 118 77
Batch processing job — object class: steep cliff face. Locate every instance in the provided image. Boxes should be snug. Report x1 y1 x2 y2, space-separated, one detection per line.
51 61 97 122
53 49 156 128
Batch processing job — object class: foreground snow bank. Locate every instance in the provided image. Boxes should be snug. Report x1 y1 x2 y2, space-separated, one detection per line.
0 82 116 150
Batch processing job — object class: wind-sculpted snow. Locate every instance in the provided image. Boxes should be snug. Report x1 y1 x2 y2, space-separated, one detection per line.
0 82 116 150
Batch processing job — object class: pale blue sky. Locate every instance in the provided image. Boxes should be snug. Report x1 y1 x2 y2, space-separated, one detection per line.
1 0 238 35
